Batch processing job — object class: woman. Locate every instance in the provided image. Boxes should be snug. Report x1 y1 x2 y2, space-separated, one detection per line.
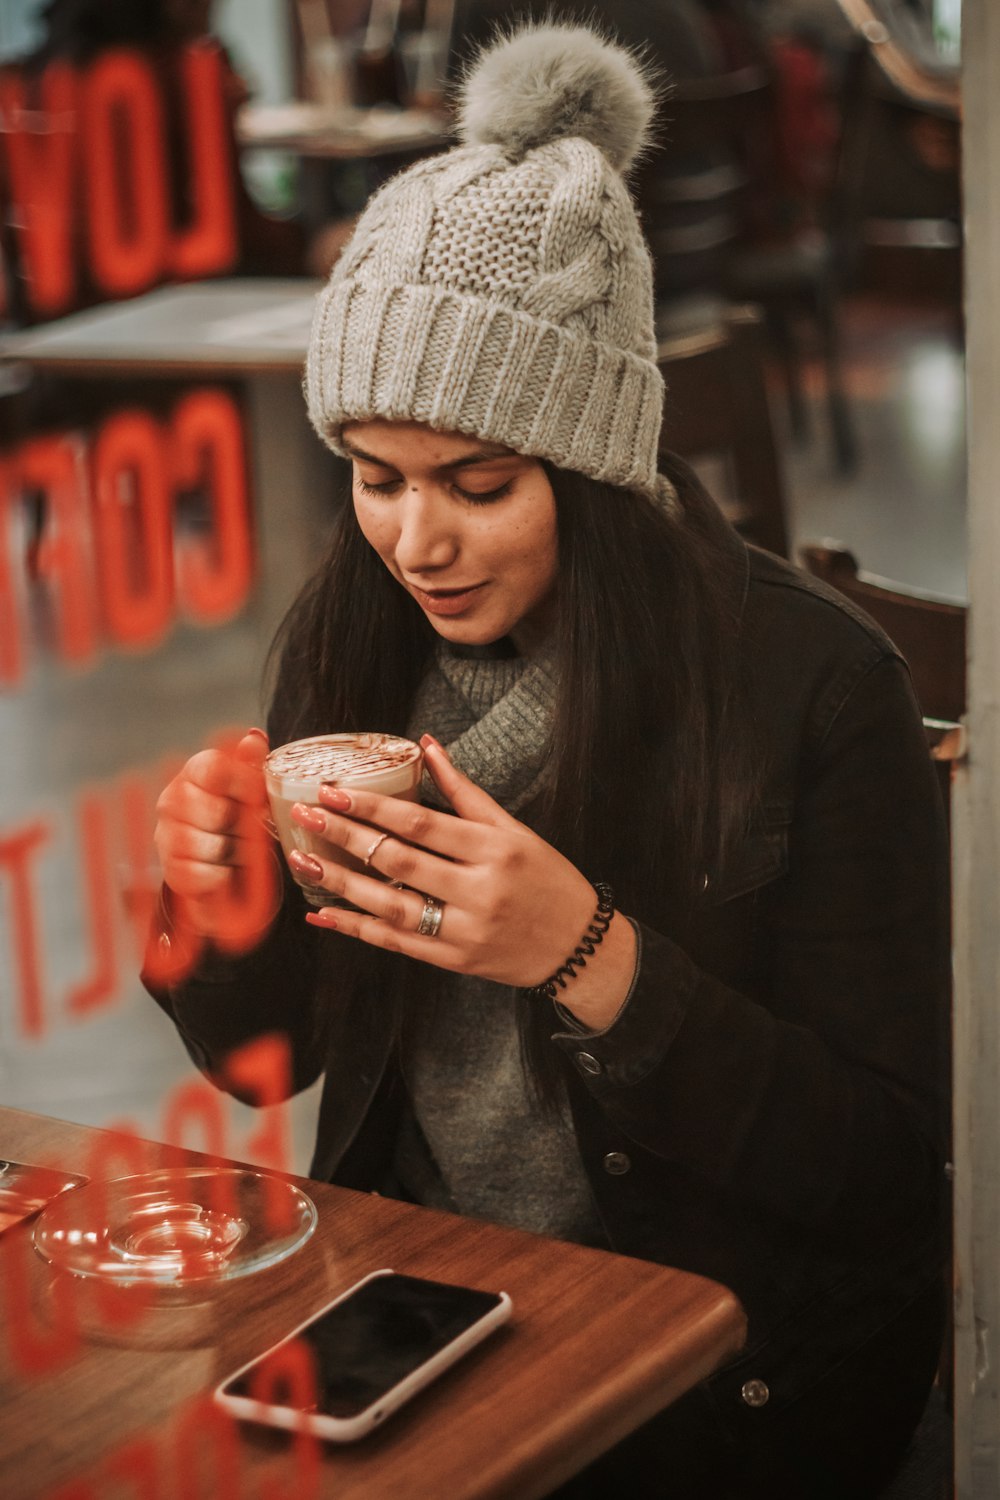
145 23 950 1497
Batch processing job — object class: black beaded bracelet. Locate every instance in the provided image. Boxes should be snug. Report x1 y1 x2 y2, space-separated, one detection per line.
524 883 615 1002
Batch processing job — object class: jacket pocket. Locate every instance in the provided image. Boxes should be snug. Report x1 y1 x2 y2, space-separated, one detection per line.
705 803 792 905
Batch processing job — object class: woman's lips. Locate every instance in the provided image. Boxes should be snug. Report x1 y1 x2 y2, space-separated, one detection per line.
409 582 486 616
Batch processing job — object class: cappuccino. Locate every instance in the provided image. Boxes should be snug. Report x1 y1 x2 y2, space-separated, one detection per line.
264 733 423 905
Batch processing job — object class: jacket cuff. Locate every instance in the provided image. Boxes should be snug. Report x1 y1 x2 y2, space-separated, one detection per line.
549 920 695 1088
553 916 643 1035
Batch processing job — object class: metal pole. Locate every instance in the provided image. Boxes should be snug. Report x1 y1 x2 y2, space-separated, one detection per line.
952 1 1000 1492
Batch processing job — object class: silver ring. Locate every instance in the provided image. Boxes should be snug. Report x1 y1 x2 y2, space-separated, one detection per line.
363 832 390 868
415 894 444 938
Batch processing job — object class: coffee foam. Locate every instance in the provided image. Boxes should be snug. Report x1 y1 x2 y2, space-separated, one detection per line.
266 736 417 783
264 735 422 800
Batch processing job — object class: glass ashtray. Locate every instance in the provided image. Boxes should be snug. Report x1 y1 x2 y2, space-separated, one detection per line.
33 1167 317 1286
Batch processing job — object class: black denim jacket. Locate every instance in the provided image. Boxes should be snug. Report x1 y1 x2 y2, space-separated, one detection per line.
146 540 951 1491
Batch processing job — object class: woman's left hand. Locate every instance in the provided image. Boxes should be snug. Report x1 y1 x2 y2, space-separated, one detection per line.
288 735 636 1025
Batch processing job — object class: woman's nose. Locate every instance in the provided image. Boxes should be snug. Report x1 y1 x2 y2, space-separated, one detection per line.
393 490 458 573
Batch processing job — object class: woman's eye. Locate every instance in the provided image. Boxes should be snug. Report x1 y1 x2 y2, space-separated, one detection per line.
455 480 514 505
355 475 401 497
354 473 515 503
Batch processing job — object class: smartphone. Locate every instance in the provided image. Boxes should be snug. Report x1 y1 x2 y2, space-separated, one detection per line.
214 1269 513 1441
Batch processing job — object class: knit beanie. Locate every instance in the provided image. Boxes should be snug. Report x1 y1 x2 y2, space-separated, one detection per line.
304 23 667 499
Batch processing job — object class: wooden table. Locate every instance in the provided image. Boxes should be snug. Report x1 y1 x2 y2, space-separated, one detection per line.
0 279 322 377
236 101 450 160
0 1107 746 1500
235 101 450 231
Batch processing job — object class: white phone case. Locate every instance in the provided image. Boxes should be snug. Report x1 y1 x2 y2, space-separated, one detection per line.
214 1268 513 1442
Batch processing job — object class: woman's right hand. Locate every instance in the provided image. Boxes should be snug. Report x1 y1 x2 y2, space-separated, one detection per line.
153 728 279 945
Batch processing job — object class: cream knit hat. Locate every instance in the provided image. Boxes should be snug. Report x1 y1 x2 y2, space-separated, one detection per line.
305 23 665 498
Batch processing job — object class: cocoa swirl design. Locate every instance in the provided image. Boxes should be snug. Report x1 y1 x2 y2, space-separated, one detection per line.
266 735 419 784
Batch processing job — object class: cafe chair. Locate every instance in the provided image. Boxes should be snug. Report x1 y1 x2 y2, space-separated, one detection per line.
723 226 857 477
801 538 966 873
800 539 966 827
800 542 966 725
659 305 790 559
635 63 858 477
834 26 962 307
632 65 762 309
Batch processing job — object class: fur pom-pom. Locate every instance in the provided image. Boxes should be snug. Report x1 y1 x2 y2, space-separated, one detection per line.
457 23 656 173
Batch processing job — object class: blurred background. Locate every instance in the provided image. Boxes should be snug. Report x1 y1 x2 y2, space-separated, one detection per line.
0 0 965 1171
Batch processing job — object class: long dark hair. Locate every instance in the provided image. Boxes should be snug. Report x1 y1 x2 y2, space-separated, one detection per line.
541 452 754 922
266 450 760 1102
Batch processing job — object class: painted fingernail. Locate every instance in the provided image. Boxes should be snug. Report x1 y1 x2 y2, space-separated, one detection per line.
420 733 447 756
289 850 323 878
291 802 326 830
319 785 352 810
246 727 269 742
305 911 338 930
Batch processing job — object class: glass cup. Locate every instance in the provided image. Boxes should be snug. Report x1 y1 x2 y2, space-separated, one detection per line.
264 733 424 905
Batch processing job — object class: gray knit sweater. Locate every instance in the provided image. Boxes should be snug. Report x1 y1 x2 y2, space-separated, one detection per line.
391 641 605 1246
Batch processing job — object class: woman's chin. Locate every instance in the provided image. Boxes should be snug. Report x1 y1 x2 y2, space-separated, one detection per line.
423 611 505 646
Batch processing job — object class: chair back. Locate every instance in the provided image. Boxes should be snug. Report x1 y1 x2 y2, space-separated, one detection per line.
659 305 790 558
801 542 966 723
631 65 773 300
833 41 961 300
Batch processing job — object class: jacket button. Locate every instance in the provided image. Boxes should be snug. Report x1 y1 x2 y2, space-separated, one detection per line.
602 1151 631 1175
741 1379 770 1408
575 1052 602 1076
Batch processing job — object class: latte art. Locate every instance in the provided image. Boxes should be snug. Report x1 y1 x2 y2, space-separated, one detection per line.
266 735 419 786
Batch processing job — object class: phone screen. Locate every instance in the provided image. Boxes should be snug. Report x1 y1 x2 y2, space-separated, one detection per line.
221 1273 507 1419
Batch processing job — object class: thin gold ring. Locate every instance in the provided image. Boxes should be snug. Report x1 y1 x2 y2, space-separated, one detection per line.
363 832 390 868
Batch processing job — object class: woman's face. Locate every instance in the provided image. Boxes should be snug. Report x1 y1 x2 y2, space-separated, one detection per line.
344 420 559 650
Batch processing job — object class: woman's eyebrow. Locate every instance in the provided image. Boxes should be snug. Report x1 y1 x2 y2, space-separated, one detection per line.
342 439 517 470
